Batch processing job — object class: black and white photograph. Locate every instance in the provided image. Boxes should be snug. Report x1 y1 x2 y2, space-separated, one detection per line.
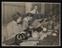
2 2 61 46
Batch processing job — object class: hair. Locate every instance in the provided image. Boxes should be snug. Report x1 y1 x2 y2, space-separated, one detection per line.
12 12 21 21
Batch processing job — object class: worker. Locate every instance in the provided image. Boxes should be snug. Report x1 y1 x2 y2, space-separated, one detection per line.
6 12 22 41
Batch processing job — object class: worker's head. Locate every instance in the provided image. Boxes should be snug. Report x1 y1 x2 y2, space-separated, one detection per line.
12 12 22 23
26 13 32 17
34 6 38 10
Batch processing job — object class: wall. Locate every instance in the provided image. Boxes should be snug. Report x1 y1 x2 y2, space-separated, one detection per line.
2 2 25 26
41 3 45 14
25 2 32 13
